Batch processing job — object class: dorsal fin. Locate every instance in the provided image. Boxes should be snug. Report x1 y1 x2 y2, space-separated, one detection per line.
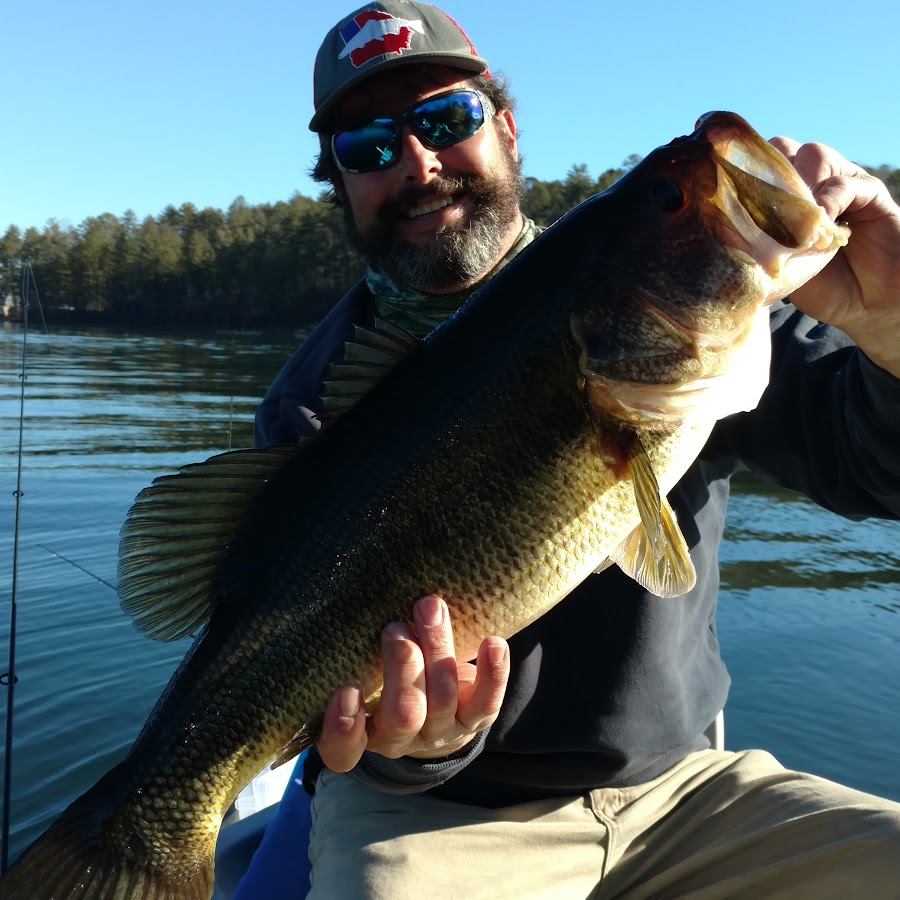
117 446 296 641
317 318 419 427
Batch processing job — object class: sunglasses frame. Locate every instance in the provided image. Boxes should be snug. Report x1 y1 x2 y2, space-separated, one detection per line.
330 88 495 175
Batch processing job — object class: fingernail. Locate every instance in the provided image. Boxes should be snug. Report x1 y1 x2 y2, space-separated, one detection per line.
418 595 444 627
488 642 506 666
340 687 361 719
384 621 411 641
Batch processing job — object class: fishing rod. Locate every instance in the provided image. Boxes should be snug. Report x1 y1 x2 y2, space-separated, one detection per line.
1 259 37 875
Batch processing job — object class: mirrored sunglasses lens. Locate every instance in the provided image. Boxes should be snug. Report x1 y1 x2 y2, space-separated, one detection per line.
334 121 398 172
413 92 484 147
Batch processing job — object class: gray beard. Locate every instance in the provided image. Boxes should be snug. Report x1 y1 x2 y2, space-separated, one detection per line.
377 204 510 291
345 145 524 292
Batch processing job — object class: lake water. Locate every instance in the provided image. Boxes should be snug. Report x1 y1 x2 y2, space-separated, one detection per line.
0 323 898 864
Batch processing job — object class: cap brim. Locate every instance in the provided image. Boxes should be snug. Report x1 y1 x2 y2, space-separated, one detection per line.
309 54 489 132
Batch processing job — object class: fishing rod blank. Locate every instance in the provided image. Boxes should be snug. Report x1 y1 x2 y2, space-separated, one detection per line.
1 260 34 875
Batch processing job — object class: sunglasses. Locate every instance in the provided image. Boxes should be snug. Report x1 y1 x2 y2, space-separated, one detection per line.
331 89 495 175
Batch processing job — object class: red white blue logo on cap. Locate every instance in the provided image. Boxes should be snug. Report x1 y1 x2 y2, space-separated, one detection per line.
338 9 426 68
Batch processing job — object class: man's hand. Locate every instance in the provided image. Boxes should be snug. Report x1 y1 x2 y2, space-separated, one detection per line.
770 136 900 378
316 594 510 772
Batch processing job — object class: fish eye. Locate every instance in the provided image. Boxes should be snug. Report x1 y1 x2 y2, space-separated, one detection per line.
648 178 686 213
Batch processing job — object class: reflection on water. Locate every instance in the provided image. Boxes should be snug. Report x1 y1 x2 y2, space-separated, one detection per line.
719 469 900 804
0 324 296 462
0 324 301 856
0 324 898 861
721 470 899 592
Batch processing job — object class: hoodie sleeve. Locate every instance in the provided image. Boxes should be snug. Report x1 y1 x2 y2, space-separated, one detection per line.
721 300 900 519
346 730 490 794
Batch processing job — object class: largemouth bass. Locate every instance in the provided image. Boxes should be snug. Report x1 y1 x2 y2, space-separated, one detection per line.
0 112 849 899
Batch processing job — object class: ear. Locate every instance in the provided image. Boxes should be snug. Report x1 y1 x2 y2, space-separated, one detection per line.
330 175 348 209
496 108 518 153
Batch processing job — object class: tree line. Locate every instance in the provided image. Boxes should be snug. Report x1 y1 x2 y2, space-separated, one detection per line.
2 160 897 331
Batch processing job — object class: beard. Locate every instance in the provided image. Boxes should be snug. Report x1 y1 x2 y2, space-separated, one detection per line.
344 140 524 292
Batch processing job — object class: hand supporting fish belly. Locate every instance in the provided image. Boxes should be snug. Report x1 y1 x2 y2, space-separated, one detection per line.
0 112 849 900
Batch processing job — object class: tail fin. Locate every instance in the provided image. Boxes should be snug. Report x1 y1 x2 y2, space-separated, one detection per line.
0 798 213 900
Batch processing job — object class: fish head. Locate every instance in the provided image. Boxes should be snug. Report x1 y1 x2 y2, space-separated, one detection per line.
571 110 850 428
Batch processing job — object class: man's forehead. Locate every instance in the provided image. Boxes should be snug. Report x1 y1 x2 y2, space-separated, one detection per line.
336 65 473 125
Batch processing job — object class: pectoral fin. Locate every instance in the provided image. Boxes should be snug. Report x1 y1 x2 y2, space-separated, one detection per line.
625 435 664 558
609 495 696 597
597 433 695 597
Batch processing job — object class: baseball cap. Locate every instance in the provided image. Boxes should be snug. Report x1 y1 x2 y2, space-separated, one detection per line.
310 1 489 132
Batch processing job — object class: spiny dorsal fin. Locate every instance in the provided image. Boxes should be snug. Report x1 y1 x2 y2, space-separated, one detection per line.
117 446 297 641
317 318 419 427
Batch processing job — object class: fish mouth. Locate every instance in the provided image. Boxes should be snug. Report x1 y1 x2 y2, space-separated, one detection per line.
697 111 849 290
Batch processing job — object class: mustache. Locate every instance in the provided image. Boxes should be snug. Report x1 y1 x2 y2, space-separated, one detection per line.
377 175 482 222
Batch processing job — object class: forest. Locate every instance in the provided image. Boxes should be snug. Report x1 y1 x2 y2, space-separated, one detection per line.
2 160 898 332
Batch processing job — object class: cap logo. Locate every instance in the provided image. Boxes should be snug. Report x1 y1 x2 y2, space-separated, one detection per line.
338 9 426 68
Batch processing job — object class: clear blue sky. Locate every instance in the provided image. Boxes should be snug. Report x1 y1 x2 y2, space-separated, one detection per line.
4 0 898 234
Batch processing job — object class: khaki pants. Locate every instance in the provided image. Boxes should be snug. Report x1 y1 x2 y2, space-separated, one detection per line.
307 749 900 899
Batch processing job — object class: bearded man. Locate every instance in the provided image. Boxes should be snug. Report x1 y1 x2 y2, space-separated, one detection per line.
253 2 900 897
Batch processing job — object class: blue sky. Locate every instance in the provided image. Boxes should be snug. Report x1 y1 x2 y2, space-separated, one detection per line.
4 0 898 234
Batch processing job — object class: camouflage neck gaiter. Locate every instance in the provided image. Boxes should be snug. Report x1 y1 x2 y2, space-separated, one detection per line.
367 216 543 337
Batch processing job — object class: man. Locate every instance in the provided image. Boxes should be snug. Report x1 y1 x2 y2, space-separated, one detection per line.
254 1 900 896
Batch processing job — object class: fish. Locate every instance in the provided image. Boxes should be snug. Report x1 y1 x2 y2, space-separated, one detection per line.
0 111 849 899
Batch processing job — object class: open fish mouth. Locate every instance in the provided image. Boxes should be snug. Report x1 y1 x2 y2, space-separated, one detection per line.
572 112 850 430
698 110 850 286
598 110 852 372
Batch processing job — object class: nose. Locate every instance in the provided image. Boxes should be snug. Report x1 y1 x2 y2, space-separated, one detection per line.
396 126 442 181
